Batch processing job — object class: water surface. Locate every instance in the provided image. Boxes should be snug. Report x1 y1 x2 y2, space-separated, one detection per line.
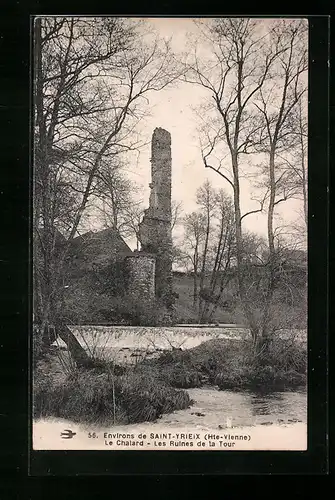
157 387 307 430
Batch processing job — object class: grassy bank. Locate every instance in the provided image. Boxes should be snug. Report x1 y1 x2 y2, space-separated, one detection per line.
33 336 306 426
33 361 192 426
142 338 307 391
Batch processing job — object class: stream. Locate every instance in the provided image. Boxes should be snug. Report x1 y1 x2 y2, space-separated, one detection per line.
157 386 307 430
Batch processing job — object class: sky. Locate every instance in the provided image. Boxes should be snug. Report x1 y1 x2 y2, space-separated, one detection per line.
85 17 308 249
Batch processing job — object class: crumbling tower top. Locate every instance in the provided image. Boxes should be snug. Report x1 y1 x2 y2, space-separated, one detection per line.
152 127 171 145
147 127 172 221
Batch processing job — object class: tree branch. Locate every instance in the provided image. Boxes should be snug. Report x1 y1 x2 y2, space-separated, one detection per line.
204 161 234 189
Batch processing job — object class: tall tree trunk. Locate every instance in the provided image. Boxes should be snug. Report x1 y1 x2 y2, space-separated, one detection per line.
260 147 277 350
208 251 232 322
267 149 276 259
56 322 94 368
201 218 228 323
193 256 198 309
198 208 210 321
232 153 258 342
299 113 308 229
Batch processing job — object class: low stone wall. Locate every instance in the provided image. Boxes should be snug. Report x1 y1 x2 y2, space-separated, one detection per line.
51 325 307 366
52 325 248 365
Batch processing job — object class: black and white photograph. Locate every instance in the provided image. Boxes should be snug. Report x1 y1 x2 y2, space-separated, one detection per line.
32 16 308 451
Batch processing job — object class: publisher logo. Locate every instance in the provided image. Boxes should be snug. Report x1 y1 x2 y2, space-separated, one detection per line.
60 429 76 439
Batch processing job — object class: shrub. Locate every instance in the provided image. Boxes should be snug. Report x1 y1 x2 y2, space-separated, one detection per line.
144 339 236 388
163 364 202 388
213 338 307 390
145 337 307 391
117 371 192 422
111 295 161 326
260 338 307 374
33 365 192 425
155 360 202 389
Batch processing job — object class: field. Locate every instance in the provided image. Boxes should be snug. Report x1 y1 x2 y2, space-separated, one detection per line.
172 274 236 323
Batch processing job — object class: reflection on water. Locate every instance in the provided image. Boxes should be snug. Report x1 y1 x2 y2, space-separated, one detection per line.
156 387 307 430
249 390 306 420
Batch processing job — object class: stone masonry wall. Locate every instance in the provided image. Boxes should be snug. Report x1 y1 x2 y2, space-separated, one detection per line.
139 128 173 309
124 253 156 303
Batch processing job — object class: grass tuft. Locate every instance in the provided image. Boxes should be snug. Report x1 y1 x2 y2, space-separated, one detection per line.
33 364 192 425
144 338 307 391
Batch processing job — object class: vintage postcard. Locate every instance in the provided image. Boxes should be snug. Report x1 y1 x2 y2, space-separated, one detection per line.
32 16 308 452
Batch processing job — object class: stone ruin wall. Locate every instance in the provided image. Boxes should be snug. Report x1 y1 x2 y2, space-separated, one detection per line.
138 127 174 310
124 253 156 303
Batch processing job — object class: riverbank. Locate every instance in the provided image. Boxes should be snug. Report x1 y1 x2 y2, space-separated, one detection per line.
33 332 308 450
33 382 307 451
33 385 307 451
34 336 307 427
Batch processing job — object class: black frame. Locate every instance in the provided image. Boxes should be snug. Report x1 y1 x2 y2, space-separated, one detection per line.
1 8 329 480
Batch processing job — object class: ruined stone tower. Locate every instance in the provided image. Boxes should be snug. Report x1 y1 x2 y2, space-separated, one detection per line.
124 252 156 303
139 128 174 310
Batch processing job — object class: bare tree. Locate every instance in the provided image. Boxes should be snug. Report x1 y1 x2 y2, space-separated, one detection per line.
255 20 307 249
298 96 308 230
34 17 135 364
195 180 219 314
182 211 206 308
34 17 182 364
200 189 235 323
251 20 308 346
180 183 235 322
120 202 146 250
171 200 184 232
183 18 307 346
273 95 308 233
92 156 143 238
